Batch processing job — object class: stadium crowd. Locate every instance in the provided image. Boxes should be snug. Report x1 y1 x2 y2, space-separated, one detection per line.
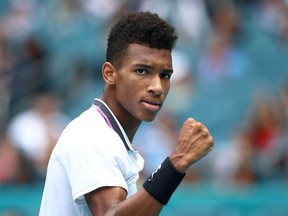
0 0 288 187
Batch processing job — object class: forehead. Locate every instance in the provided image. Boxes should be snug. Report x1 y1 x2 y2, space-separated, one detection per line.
123 44 173 68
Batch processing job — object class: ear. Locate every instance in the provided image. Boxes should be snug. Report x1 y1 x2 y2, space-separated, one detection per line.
102 62 117 85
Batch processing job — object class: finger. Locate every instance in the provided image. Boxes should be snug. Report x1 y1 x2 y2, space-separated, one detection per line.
186 118 208 131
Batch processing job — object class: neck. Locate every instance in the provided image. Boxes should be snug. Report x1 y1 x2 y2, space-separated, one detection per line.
100 93 142 142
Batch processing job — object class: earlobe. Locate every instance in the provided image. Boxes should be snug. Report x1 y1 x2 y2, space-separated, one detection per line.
102 62 117 84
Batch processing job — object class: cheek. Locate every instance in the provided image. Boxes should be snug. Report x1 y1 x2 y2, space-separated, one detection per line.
166 83 171 93
116 77 141 100
163 82 171 96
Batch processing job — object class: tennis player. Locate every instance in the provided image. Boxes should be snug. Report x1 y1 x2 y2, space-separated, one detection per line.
39 11 214 216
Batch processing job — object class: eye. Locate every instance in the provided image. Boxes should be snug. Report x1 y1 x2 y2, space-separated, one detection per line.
136 69 148 75
161 72 172 79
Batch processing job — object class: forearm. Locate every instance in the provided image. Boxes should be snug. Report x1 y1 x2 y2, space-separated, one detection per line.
85 186 163 216
105 189 163 216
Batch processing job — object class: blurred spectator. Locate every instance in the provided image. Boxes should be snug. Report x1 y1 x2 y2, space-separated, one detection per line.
0 133 37 184
0 133 21 183
9 36 48 117
212 87 288 185
0 31 13 130
0 3 49 133
212 127 258 185
248 95 281 152
236 93 284 181
7 92 69 180
0 0 41 42
278 5 288 47
278 83 288 179
0 31 12 75
81 0 126 22
231 129 258 184
258 0 287 36
196 1 249 84
174 0 208 44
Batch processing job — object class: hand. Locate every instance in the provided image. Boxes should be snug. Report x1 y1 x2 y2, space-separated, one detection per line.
169 118 214 173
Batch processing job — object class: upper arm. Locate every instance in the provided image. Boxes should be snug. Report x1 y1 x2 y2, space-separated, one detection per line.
85 186 127 216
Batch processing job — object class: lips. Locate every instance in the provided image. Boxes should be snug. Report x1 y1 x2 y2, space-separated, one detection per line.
141 99 162 112
144 100 161 106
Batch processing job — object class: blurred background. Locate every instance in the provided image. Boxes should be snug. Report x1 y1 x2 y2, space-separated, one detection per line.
0 0 288 215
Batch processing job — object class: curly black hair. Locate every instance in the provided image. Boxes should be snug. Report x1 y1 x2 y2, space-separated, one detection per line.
106 11 178 69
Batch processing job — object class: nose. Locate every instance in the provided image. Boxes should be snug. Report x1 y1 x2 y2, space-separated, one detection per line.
147 75 164 96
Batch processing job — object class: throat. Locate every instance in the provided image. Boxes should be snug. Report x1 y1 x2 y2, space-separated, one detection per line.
121 121 141 143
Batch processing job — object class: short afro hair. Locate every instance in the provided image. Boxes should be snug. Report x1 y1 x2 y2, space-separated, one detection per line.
106 11 178 69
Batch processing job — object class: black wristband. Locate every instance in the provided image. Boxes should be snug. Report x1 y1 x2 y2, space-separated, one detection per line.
143 157 186 205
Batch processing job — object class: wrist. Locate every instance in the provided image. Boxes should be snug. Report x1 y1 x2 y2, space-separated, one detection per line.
169 154 189 173
143 157 186 205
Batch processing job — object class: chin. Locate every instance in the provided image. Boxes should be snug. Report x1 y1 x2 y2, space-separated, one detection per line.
141 115 157 122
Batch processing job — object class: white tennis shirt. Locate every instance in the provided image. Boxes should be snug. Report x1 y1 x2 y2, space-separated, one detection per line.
39 99 144 216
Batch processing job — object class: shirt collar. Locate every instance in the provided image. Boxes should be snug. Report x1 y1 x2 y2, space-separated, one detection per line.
93 98 134 151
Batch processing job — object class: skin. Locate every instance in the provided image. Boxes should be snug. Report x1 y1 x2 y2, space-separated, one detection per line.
85 43 214 215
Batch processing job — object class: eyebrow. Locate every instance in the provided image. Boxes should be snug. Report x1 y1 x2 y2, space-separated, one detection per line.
133 64 173 73
133 63 153 69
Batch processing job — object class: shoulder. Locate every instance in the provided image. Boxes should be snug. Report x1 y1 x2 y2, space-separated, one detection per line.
64 106 106 136
56 106 122 153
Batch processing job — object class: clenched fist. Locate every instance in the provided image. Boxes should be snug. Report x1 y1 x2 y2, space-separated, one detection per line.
169 118 214 173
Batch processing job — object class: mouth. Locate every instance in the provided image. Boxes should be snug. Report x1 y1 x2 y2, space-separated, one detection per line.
141 99 162 112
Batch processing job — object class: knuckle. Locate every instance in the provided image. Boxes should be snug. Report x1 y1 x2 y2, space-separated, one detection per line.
186 118 196 124
193 123 201 131
209 135 214 143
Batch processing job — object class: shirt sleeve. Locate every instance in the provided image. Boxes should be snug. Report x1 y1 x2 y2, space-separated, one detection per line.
58 113 128 204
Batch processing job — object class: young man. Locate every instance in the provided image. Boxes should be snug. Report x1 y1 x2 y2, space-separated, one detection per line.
39 12 214 216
